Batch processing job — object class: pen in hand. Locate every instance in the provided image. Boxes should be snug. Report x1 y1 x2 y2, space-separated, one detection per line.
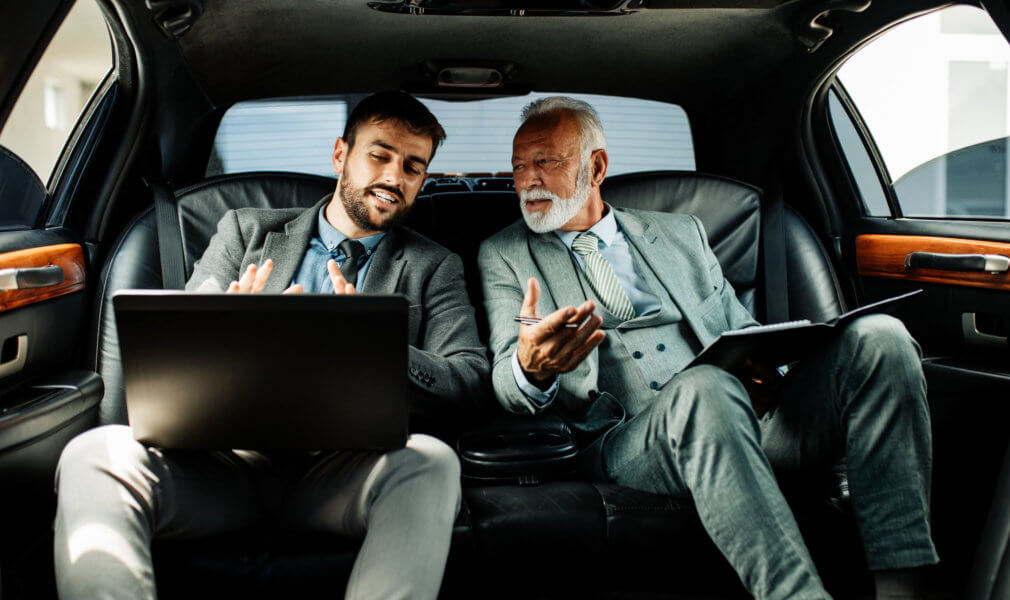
514 316 580 328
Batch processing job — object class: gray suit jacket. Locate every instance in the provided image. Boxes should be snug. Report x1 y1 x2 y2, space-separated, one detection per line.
478 207 756 423
187 197 490 409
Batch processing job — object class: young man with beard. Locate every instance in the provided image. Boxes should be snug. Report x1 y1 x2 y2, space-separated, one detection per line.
478 97 937 600
53 92 489 600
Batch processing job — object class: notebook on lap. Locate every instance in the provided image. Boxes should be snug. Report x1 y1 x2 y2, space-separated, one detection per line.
113 291 408 450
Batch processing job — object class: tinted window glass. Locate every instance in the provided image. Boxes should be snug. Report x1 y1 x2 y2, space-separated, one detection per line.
207 93 695 178
827 91 890 216
836 5 1010 219
207 100 349 177
0 0 111 228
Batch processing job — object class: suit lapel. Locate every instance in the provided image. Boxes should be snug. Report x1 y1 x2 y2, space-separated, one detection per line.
615 208 711 341
526 228 600 400
616 209 693 310
261 197 329 293
359 227 406 294
526 230 586 314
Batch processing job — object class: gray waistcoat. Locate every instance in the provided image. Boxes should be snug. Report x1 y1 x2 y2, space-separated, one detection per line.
567 239 702 420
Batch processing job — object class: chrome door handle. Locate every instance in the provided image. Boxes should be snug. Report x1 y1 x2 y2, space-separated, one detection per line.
905 252 1010 274
0 265 64 291
0 335 28 378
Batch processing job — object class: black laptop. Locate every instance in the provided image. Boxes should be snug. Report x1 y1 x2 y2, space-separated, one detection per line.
113 291 408 450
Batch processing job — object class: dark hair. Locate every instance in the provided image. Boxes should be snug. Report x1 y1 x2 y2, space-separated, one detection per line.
342 92 447 161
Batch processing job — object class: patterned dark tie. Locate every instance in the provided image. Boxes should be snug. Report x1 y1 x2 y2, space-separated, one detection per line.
338 239 367 287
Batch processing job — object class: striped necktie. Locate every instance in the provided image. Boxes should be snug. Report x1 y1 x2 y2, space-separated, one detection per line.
571 232 636 322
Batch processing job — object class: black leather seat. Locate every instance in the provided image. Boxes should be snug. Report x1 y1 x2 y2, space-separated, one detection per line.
88 170 864 598
601 170 845 323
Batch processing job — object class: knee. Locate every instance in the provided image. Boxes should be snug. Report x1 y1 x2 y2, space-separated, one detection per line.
664 366 757 440
842 314 916 353
56 425 150 492
841 315 922 375
398 435 462 499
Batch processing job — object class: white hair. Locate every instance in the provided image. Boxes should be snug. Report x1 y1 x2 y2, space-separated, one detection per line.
520 96 607 165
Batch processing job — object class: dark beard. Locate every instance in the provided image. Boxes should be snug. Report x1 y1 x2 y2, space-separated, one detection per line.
339 177 407 233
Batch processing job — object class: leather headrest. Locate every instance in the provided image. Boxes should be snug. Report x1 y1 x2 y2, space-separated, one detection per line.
602 170 761 295
175 172 336 275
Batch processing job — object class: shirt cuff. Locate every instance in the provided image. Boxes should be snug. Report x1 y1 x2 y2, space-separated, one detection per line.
511 352 559 408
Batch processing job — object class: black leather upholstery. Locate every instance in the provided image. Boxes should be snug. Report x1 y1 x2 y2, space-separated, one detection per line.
0 144 47 228
93 209 162 425
87 169 857 598
602 170 762 314
601 170 845 322
784 209 846 323
174 173 336 275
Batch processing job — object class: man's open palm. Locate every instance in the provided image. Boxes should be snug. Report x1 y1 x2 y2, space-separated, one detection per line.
516 277 605 386
226 259 303 294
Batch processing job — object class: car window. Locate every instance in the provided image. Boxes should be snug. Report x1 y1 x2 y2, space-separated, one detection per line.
826 90 891 216
207 93 695 178
0 0 112 229
833 5 1010 219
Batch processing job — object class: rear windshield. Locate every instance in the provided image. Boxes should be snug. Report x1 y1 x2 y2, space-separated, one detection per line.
207 93 695 178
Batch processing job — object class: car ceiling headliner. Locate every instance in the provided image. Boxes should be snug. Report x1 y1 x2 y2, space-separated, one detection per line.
173 0 802 108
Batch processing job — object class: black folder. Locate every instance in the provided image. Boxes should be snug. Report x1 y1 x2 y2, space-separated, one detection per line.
687 289 922 372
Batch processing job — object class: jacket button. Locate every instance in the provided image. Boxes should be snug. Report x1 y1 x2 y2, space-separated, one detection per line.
632 351 643 359
656 344 665 352
650 381 660 390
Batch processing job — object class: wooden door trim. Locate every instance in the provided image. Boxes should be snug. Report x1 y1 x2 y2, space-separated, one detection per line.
856 234 1010 291
0 243 85 312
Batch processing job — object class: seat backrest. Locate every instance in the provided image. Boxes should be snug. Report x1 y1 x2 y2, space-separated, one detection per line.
420 191 523 341
92 170 844 425
602 170 762 314
602 170 844 323
0 144 48 228
92 173 335 425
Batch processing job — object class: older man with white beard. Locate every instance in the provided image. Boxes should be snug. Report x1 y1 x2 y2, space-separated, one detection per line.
477 97 938 600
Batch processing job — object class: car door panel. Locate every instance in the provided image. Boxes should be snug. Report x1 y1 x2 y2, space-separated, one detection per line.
0 0 109 551
0 228 100 524
0 371 101 500
0 243 85 312
843 230 1010 592
856 234 1010 292
817 6 1010 594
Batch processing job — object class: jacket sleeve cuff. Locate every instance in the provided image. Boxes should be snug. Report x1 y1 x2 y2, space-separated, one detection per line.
511 352 558 408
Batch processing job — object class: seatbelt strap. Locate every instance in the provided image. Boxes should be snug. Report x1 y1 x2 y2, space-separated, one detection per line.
148 178 187 290
761 181 789 324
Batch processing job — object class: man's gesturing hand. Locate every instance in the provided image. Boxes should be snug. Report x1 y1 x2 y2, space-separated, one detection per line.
326 259 357 295
226 259 303 294
516 278 605 387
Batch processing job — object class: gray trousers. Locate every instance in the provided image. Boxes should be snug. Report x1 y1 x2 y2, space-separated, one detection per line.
602 314 939 600
53 427 461 600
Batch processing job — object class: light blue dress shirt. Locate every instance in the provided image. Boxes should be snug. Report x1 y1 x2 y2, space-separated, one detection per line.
512 207 662 407
291 206 386 294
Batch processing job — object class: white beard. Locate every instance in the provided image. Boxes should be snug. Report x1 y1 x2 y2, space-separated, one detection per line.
519 164 592 233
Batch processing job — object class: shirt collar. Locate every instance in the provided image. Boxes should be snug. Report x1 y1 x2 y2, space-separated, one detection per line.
317 204 385 255
554 204 619 251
